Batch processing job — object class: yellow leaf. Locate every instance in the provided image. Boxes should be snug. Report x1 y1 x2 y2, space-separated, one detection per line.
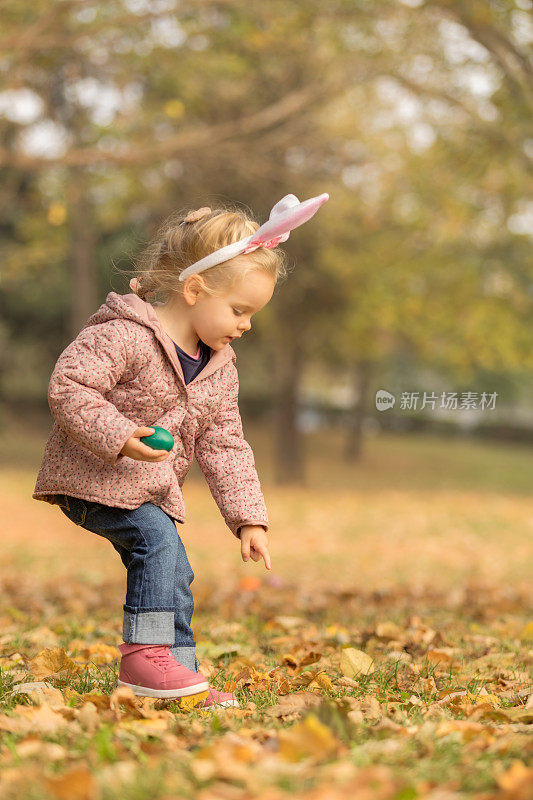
281 653 299 667
340 648 375 678
119 718 170 736
47 204 67 226
468 690 502 707
29 647 83 680
164 99 185 119
496 760 533 793
326 624 350 644
313 672 333 690
520 622 533 642
278 712 340 762
67 641 119 665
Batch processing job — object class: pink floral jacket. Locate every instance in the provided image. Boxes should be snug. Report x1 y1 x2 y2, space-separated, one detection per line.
32 291 269 539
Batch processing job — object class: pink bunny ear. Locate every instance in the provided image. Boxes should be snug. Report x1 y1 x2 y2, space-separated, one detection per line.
250 192 329 246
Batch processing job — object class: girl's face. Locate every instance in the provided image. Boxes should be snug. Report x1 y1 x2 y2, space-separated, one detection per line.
188 270 276 351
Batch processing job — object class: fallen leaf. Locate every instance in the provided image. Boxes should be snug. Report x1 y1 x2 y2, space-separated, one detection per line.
435 719 493 742
118 718 170 736
43 764 95 800
11 681 65 707
375 621 403 640
520 623 533 642
267 691 323 719
278 712 342 762
496 759 533 799
0 703 69 734
340 647 375 678
28 647 83 681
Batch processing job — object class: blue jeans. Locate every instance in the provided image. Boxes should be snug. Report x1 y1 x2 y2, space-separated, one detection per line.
56 495 199 672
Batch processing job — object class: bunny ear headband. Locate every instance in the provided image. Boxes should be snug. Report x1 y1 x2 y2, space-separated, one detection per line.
177 191 329 281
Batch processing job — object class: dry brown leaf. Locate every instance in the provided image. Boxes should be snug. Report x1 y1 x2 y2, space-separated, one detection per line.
435 719 495 742
272 615 305 631
118 717 171 736
28 647 83 681
505 707 533 724
337 676 358 688
226 656 258 676
43 764 95 800
426 648 458 666
67 640 119 664
340 647 375 678
375 621 404 640
266 691 323 719
78 692 111 710
76 702 100 733
496 759 533 799
11 680 65 707
437 689 468 705
0 703 70 734
281 653 299 667
15 739 67 761
109 685 144 719
464 703 511 723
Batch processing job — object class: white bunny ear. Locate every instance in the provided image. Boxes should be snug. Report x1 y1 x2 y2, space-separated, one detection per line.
266 194 300 243
269 194 299 217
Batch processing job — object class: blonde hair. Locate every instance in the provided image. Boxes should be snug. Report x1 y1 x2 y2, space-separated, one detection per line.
120 204 289 302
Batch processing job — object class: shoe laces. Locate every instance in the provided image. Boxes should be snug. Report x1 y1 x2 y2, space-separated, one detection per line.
144 645 175 668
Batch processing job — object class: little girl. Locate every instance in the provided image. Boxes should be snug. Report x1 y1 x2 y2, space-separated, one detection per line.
32 192 329 709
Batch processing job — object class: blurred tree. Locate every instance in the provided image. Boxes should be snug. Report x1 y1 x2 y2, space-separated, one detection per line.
0 0 531 482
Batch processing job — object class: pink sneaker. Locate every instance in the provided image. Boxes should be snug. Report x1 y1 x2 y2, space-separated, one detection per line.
193 686 240 709
117 643 209 699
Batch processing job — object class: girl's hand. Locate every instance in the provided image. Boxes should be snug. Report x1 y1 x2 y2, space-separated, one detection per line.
240 525 271 570
120 427 170 462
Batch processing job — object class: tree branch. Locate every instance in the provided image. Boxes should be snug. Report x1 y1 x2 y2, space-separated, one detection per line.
0 80 345 170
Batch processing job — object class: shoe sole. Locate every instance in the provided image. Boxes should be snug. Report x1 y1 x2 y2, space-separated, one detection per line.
197 700 240 709
117 678 209 699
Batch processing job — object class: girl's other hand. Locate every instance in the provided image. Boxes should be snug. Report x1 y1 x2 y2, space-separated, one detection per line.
240 525 271 570
120 427 170 462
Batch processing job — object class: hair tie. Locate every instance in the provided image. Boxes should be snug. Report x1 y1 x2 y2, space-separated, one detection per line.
129 277 154 299
180 206 212 226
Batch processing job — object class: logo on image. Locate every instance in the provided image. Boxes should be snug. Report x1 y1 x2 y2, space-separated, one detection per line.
375 390 396 411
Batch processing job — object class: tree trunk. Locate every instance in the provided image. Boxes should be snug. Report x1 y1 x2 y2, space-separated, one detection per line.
67 168 98 339
272 333 306 484
344 360 373 461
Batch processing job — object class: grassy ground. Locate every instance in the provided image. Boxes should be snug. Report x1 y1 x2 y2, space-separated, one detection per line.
0 408 531 800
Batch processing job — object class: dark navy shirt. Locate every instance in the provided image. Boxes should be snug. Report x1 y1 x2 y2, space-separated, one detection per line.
172 338 211 384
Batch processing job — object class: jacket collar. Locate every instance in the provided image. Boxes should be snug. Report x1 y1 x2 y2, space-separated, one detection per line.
86 292 236 389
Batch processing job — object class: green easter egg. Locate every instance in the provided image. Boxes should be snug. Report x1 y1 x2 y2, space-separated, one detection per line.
140 426 174 451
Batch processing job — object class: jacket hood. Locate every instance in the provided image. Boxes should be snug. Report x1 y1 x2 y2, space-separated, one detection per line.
82 291 236 387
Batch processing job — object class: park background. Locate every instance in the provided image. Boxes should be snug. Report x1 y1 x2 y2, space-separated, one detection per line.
0 2 532 799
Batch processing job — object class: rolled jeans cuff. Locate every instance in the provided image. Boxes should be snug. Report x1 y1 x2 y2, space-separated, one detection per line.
170 646 199 673
122 607 175 644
